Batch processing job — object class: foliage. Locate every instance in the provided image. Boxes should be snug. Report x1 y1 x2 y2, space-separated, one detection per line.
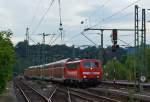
146 48 150 80
14 39 150 81
104 59 128 80
103 46 150 81
0 30 15 94
14 41 127 73
125 55 136 81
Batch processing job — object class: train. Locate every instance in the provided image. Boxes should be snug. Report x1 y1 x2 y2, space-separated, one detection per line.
24 58 103 86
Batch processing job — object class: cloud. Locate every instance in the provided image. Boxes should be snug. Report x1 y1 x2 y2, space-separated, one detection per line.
0 0 150 46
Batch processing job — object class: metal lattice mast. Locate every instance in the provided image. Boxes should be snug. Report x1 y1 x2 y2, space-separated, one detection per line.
25 27 29 57
39 33 52 78
39 33 54 64
135 5 139 52
134 5 139 74
141 9 146 77
134 5 139 91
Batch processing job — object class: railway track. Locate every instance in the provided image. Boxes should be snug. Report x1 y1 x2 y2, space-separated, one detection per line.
14 78 150 102
14 79 71 102
101 80 150 89
89 86 150 102
57 85 121 102
14 78 48 102
47 86 58 102
70 88 121 102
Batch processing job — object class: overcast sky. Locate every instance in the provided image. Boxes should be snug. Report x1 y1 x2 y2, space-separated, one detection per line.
0 0 150 47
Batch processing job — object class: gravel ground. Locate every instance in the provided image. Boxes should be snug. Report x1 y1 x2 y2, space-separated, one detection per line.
0 81 16 102
20 79 92 102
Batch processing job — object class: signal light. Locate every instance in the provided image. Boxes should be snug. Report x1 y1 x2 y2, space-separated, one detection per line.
112 29 118 45
111 29 119 52
112 29 117 41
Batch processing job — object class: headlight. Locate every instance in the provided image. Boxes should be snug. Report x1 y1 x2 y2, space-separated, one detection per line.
97 76 99 78
83 75 87 78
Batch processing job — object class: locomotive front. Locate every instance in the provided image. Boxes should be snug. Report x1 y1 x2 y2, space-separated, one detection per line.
79 59 103 84
65 59 103 85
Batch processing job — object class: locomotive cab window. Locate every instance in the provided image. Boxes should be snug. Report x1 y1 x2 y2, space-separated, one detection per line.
66 63 79 69
83 62 98 68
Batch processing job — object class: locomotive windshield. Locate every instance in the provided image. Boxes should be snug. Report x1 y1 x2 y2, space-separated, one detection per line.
83 61 98 68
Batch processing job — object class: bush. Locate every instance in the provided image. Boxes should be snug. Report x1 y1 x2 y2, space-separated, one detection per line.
104 59 128 80
0 30 15 94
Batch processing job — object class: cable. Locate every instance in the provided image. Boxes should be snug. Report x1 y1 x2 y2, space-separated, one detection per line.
49 34 61 45
104 8 142 25
118 38 133 47
88 0 111 18
29 37 38 45
81 32 97 46
31 0 55 34
88 0 140 29
48 34 55 44
28 0 42 28
104 12 134 23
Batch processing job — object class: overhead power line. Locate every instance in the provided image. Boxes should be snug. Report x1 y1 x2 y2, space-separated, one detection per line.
31 0 55 34
49 34 56 44
28 0 42 28
29 37 38 45
89 0 111 18
49 34 61 45
89 0 140 29
104 12 134 23
81 32 97 46
118 38 133 47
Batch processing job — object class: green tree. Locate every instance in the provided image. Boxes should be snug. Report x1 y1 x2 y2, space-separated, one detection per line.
146 48 150 80
0 30 15 94
125 55 136 81
104 59 128 80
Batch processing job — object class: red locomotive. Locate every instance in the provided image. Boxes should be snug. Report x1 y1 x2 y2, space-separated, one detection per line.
24 58 103 86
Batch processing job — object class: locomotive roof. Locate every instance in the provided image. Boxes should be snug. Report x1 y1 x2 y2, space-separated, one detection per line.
48 58 70 65
67 58 100 64
27 58 100 69
28 58 71 69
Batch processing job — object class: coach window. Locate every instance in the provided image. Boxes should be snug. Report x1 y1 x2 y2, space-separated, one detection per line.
67 63 79 69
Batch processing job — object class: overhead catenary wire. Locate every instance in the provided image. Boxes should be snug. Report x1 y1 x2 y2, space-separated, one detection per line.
88 0 111 18
103 12 134 24
118 38 133 47
31 0 55 35
29 37 38 45
82 0 111 27
28 0 42 28
49 34 56 44
88 0 141 29
49 34 61 45
81 32 97 46
103 8 142 25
